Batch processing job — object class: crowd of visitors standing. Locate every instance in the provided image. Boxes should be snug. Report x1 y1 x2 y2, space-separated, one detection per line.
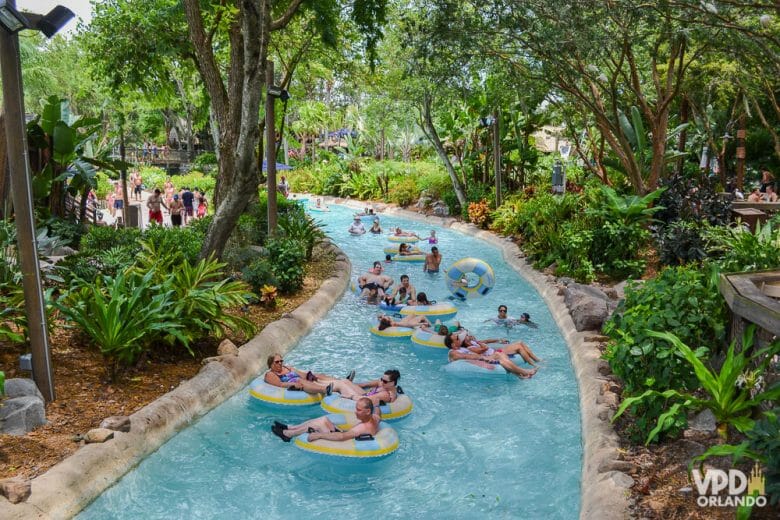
103 171 209 228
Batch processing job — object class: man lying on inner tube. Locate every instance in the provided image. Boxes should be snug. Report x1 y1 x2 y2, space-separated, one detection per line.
444 334 539 379
264 353 356 395
271 397 379 442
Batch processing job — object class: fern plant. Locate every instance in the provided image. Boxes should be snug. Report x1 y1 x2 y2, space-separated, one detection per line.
57 270 186 380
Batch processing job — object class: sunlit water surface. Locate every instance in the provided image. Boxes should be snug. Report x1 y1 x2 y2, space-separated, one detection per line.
79 203 581 519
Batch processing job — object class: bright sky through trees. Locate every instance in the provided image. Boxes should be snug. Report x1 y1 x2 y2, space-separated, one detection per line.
17 0 94 35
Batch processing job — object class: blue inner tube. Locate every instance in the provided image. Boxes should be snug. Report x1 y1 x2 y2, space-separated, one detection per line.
445 258 495 299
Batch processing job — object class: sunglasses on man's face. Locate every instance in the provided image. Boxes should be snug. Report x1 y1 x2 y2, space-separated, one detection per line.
498 309 507 313
380 378 393 384
273 359 283 364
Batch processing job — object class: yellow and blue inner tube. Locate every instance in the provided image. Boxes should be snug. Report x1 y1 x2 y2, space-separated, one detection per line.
445 258 495 299
378 301 406 312
399 302 458 322
393 254 426 263
293 415 399 459
249 374 323 406
388 235 419 243
410 328 447 350
321 393 414 420
383 245 422 255
369 322 414 340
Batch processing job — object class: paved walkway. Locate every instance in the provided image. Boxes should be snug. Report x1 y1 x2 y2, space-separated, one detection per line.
101 190 199 230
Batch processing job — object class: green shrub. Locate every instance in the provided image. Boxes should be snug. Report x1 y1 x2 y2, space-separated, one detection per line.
175 171 215 196
192 152 217 170
267 237 306 294
657 220 707 266
94 171 114 199
387 176 418 206
277 212 325 260
490 195 526 236
46 216 85 248
704 221 780 272
142 225 205 265
603 265 727 442
584 184 662 279
138 166 168 190
0 370 4 396
242 257 278 293
80 226 142 255
187 215 212 236
133 241 256 343
614 329 780 444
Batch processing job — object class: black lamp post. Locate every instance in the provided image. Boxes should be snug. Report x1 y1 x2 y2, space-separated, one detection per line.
264 60 290 236
0 0 74 402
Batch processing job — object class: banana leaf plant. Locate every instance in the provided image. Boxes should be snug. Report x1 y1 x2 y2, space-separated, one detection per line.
27 95 130 221
603 105 689 182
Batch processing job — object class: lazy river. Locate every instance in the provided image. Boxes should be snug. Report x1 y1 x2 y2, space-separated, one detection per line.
79 203 582 519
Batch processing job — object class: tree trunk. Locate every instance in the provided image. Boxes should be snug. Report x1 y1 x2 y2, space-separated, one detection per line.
419 92 466 208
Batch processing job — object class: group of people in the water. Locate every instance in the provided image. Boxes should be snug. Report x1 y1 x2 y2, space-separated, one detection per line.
267 351 401 442
267 206 541 443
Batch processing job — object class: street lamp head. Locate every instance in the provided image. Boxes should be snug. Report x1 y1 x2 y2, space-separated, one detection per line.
35 6 75 38
0 0 30 33
479 116 494 128
722 132 733 140
0 2 73 37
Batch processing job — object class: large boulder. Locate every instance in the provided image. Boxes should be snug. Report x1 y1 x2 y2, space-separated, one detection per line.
0 396 46 435
3 378 43 401
563 282 612 331
431 201 449 217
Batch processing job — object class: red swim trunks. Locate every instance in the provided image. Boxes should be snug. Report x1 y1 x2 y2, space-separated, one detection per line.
149 210 163 224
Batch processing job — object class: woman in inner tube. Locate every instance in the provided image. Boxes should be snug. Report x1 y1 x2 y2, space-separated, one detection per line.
264 354 355 395
446 331 541 366
324 369 402 408
444 336 538 379
271 397 379 442
377 314 431 330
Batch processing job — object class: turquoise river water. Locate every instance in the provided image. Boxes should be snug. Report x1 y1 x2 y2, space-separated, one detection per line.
79 203 581 519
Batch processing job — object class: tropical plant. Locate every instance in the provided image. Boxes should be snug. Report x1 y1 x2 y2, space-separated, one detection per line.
604 265 727 443
613 329 780 444
80 226 142 255
267 237 307 294
657 220 708 266
260 284 278 308
691 408 780 506
57 270 185 380
242 258 278 294
467 200 491 228
277 213 325 260
132 241 256 343
704 221 780 272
